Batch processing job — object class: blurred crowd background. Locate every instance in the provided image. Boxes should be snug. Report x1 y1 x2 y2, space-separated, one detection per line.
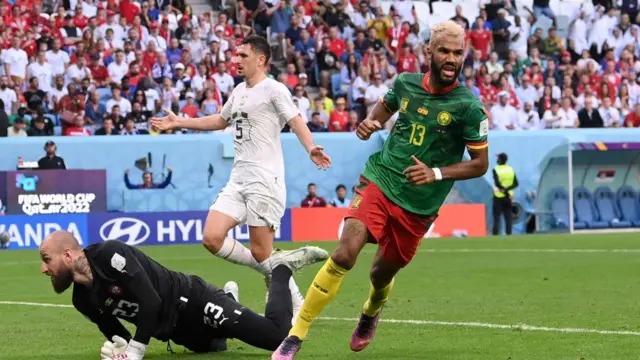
0 0 639 138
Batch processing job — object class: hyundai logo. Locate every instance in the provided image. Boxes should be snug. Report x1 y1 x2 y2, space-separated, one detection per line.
100 218 150 246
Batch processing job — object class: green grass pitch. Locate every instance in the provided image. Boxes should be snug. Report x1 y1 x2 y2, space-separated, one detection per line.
2 233 640 359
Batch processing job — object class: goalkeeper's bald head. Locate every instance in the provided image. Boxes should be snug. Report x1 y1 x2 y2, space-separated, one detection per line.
40 231 83 294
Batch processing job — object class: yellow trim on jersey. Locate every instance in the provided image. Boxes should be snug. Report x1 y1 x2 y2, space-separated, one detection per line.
380 97 393 113
466 141 488 150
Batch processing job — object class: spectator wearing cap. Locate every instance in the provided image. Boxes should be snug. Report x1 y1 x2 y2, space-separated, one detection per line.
147 22 167 51
106 84 132 116
180 92 199 118
38 141 66 169
491 91 519 130
27 116 50 136
2 36 28 86
172 62 191 92
7 117 27 137
329 97 349 132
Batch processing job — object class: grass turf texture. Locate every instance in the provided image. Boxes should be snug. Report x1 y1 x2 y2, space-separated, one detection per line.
2 233 640 359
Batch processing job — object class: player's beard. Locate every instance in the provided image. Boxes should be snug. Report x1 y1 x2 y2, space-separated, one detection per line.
51 268 73 294
430 58 460 87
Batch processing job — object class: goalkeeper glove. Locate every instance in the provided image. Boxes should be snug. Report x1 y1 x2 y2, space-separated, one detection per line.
101 336 128 359
108 340 147 360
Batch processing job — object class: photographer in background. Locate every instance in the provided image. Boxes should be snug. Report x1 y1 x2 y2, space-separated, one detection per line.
124 168 173 189
38 141 67 170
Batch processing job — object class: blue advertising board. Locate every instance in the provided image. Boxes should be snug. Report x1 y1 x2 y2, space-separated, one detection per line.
0 214 89 249
86 210 293 246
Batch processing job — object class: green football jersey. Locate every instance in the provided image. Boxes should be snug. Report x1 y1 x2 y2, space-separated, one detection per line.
362 72 489 216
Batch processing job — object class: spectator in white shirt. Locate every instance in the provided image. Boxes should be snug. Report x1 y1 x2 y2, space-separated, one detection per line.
515 75 537 108
0 76 18 115
107 50 129 84
45 38 71 77
211 62 234 100
352 1 374 31
352 66 369 103
517 102 542 130
66 56 92 86
599 97 622 127
2 37 29 84
28 51 54 93
543 100 569 128
364 73 389 114
486 52 504 75
575 84 599 109
537 76 562 100
82 0 97 18
293 85 311 123
105 85 132 116
147 23 167 51
560 97 579 128
490 91 519 130
186 29 206 64
49 75 69 105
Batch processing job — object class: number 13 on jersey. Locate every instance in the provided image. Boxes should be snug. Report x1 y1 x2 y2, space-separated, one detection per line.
409 123 426 146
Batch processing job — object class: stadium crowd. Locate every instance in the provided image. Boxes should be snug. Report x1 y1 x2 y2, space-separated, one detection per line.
0 0 639 138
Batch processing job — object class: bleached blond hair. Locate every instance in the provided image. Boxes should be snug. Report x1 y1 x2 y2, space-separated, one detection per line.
429 21 466 51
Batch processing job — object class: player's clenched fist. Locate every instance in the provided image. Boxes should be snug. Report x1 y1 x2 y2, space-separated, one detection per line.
356 119 382 140
403 155 436 185
101 336 128 359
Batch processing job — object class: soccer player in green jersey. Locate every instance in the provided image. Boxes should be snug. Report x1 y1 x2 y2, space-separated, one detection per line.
272 21 490 359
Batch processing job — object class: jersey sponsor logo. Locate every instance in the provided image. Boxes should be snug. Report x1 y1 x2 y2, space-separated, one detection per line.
399 98 409 113
417 107 428 115
105 298 113 307
479 119 489 136
437 111 452 126
111 253 127 273
100 217 151 245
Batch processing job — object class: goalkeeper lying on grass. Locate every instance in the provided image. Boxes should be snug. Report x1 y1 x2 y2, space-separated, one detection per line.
39 230 328 359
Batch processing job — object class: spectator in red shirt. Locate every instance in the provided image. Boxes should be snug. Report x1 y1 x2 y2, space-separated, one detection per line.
467 17 492 60
284 62 299 89
329 97 349 132
396 43 418 73
328 26 346 58
625 104 640 127
63 114 92 136
385 14 408 54
180 92 200 118
300 183 327 207
88 54 111 87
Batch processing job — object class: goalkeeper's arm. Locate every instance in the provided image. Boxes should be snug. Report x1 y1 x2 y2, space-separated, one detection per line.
73 295 132 341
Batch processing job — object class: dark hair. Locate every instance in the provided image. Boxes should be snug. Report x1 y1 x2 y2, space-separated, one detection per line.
240 35 271 64
308 183 316 188
335 184 346 191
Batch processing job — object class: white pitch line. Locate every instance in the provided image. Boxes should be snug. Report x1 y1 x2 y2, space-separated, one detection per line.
417 248 640 253
2 300 640 336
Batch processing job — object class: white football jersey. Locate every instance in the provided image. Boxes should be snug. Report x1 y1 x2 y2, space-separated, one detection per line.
221 78 299 184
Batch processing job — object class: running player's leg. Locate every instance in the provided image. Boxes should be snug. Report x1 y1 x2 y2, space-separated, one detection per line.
272 176 388 359
204 182 262 272
351 204 434 352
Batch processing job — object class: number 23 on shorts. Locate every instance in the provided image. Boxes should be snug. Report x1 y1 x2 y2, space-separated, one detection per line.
409 123 426 146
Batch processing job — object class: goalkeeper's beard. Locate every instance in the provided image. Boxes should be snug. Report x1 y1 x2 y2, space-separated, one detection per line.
430 57 460 87
51 268 73 294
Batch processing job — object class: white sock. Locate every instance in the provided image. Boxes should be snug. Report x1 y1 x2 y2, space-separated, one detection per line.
289 277 304 307
214 236 262 272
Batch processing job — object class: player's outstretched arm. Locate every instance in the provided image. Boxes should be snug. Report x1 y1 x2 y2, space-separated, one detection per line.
289 115 332 169
150 109 228 131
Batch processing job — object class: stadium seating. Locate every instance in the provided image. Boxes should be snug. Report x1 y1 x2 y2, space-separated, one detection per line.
548 187 572 229
573 187 609 229
617 186 640 227
593 187 632 228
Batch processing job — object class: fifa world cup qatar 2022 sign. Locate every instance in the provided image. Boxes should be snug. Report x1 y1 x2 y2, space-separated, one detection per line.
0 170 107 216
